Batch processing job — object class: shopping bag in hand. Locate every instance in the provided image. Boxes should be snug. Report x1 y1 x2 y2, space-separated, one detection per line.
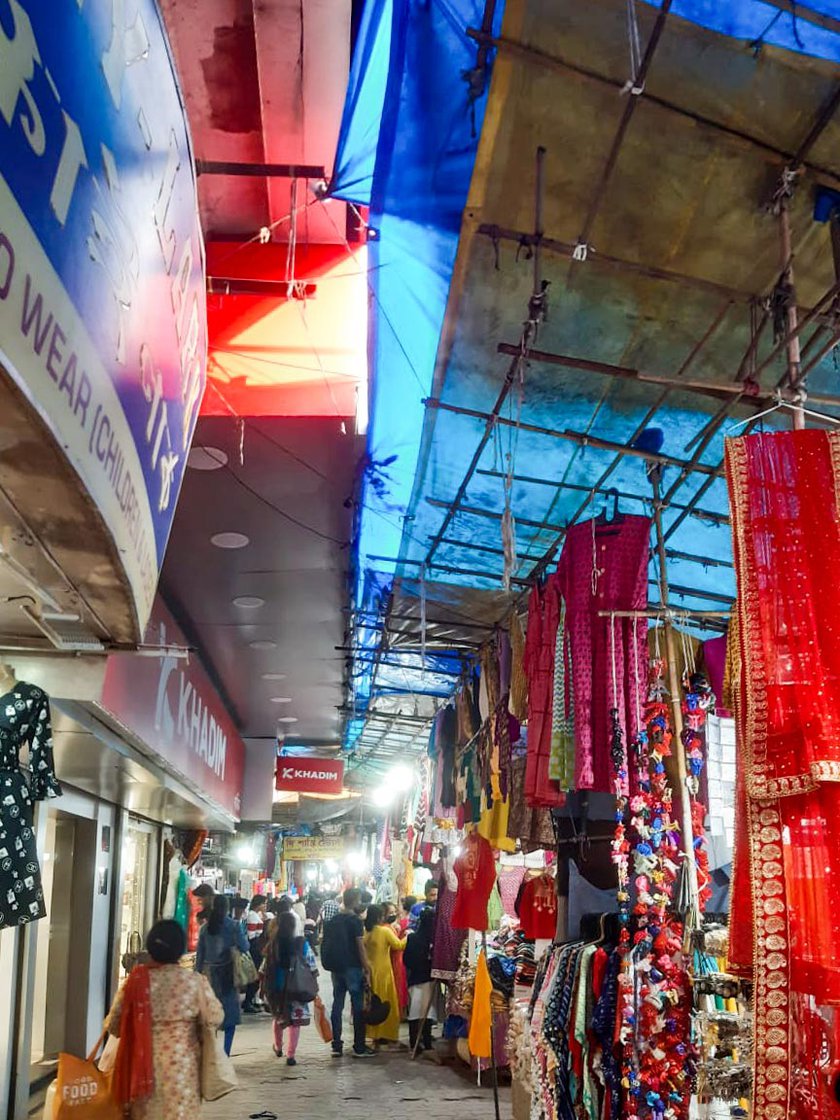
313 997 333 1044
50 1035 119 1120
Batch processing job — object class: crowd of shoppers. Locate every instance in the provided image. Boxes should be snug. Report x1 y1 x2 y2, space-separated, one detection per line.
104 873 440 1116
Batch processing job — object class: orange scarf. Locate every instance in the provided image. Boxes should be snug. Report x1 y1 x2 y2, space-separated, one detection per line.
111 966 156 1108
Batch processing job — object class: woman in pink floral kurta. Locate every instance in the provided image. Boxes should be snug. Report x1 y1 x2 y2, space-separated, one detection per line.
107 921 223 1120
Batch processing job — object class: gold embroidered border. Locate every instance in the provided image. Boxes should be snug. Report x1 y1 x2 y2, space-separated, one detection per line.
749 798 792 1120
725 437 768 797
726 437 792 1119
726 433 840 800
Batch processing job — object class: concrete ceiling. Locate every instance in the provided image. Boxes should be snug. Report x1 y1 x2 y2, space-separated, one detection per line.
161 415 359 748
156 2 363 765
160 0 352 242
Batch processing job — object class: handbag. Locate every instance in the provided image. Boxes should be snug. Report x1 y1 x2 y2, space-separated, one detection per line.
231 947 258 990
363 992 391 1027
199 984 238 1101
49 1034 120 1120
285 952 318 1003
313 996 333 1044
120 932 149 975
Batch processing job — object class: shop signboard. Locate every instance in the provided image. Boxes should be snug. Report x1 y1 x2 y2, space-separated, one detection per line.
0 0 206 631
282 836 346 862
275 758 345 796
101 599 245 820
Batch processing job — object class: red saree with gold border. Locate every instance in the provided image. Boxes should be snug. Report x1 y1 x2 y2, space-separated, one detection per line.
727 430 840 1120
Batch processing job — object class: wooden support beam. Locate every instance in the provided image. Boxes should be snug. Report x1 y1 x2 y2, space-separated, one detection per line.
478 223 753 303
426 496 565 534
425 398 724 477
496 340 840 409
475 467 730 524
466 30 840 190
425 148 548 569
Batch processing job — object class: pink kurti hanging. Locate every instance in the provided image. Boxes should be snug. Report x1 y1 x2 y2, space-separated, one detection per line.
556 515 650 792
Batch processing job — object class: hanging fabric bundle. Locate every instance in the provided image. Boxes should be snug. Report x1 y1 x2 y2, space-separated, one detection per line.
727 429 840 1119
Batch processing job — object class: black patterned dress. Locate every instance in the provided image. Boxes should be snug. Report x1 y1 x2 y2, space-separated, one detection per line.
0 682 61 929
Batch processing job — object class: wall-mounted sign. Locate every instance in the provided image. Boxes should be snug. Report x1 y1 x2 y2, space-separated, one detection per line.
0 0 206 633
275 758 345 796
282 836 346 862
101 599 245 820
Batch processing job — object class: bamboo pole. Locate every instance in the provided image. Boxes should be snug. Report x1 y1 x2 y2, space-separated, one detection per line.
780 199 805 430
649 467 701 920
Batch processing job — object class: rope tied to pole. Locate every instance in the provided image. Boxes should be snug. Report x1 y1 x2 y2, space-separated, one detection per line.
620 0 645 96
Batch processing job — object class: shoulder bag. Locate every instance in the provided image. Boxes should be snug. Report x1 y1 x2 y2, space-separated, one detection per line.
198 982 238 1101
231 947 258 990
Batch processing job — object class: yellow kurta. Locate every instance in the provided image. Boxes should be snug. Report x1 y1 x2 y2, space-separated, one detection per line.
364 925 407 1042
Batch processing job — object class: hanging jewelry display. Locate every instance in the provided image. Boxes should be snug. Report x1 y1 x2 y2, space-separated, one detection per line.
622 647 696 1120
678 627 714 912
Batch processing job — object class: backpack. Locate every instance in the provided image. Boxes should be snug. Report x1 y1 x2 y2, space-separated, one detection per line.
319 914 346 972
285 951 318 1003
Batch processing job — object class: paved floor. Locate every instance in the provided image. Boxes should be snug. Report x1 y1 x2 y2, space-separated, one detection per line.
205 993 511 1120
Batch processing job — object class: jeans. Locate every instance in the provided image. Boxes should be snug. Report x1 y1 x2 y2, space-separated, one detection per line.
244 941 263 1008
331 967 366 1054
223 1026 236 1056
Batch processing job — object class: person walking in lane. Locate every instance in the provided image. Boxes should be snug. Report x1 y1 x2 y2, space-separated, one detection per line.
107 920 223 1120
404 904 437 1052
364 904 407 1049
321 887 374 1058
262 912 319 1066
195 895 249 1056
243 894 268 1012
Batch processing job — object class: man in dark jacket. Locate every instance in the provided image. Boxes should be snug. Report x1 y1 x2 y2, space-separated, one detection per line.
404 906 437 1051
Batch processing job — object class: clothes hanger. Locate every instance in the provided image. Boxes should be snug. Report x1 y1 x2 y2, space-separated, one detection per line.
595 487 625 528
727 393 840 434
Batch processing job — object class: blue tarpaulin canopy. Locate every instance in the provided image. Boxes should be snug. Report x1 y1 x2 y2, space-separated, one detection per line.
333 0 840 766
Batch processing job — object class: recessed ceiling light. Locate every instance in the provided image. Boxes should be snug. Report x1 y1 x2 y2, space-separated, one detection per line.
277 716 299 723
188 446 228 471
249 640 277 650
233 596 265 609
270 697 293 704
211 532 249 549
262 673 286 681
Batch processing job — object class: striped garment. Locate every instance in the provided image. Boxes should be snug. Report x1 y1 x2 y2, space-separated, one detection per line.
548 600 575 789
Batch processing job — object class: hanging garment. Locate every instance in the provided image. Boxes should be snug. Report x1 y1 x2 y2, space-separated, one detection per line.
451 832 496 931
497 864 525 916
509 610 528 721
518 872 558 940
523 579 565 807
548 599 575 789
431 858 465 981
0 682 61 930
468 950 493 1058
506 754 556 852
702 633 730 717
556 516 650 792
726 429 840 1120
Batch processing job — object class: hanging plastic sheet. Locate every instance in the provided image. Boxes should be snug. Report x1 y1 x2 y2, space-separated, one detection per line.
331 0 505 748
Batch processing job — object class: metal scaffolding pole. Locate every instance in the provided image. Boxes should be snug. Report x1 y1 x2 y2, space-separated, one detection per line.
424 146 547 569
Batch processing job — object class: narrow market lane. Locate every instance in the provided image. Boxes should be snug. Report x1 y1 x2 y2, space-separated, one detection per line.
206 1012 510 1120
